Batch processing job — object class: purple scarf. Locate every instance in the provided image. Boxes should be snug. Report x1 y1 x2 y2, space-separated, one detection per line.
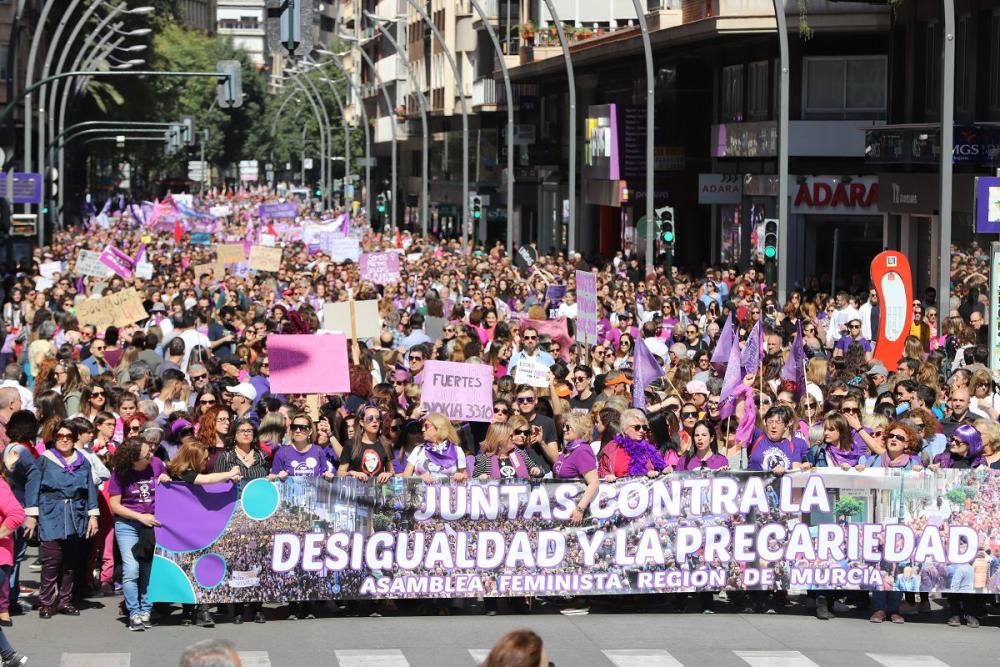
879 451 913 468
422 440 459 470
614 434 666 477
50 449 85 475
489 450 529 479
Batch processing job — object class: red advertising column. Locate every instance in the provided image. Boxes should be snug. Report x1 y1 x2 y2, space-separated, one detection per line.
870 251 913 372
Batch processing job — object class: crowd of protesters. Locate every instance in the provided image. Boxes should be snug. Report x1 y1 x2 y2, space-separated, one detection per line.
0 188 992 665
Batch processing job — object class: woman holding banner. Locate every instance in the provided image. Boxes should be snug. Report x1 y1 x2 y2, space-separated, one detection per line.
337 405 394 483
473 423 537 481
401 413 468 483
599 409 670 480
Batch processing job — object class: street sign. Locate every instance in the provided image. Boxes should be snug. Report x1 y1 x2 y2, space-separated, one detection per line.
356 157 376 168
303 158 314 170
238 160 259 183
11 214 37 236
188 161 208 182
0 173 42 204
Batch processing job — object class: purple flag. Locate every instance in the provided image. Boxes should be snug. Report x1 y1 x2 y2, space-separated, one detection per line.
632 337 664 410
780 322 807 400
719 332 744 419
338 212 351 236
740 319 763 376
710 314 735 372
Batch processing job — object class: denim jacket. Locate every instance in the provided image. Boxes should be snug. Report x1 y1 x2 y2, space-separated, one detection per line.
24 451 98 541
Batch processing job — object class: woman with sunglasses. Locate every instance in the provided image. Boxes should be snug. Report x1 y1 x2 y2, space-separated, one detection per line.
25 420 99 619
77 383 107 421
270 414 335 481
506 415 548 477
337 405 394 483
862 421 921 470
474 423 538 481
194 389 222 417
553 414 599 520
599 409 669 481
929 424 986 470
490 399 513 424
676 402 700 456
796 395 820 442
401 413 468 483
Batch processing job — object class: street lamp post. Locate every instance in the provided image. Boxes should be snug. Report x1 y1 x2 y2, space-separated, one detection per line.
315 50 373 217
631 0 655 274
338 39 398 235
539 0 576 255
938 2 955 315
467 0 515 256
301 58 353 208
285 69 333 209
363 12 429 239
399 0 471 253
773 0 790 302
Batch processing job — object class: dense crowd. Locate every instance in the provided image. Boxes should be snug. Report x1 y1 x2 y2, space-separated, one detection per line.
0 188 994 665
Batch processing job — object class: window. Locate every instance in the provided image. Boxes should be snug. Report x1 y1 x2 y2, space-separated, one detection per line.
721 64 744 122
803 56 887 117
748 60 769 120
925 22 941 115
956 15 972 114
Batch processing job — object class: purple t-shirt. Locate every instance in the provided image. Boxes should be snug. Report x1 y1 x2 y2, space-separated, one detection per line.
552 442 597 480
747 428 807 472
683 453 729 471
108 457 165 514
271 444 327 477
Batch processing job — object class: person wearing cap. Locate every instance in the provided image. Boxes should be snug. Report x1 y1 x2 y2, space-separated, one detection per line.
685 380 710 412
864 362 890 411
599 370 632 403
225 383 259 429
834 318 873 360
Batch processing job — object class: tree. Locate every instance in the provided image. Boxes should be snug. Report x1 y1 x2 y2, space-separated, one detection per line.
834 496 864 520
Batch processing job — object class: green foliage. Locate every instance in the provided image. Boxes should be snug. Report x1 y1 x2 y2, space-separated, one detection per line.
945 488 968 505
961 485 977 500
834 496 864 519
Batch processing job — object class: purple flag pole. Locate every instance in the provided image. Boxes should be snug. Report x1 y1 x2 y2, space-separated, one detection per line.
632 337 664 410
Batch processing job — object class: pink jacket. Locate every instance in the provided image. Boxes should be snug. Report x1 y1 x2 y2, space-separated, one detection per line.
0 478 25 566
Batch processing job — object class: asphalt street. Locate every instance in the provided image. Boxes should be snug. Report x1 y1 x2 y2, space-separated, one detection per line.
5 592 999 667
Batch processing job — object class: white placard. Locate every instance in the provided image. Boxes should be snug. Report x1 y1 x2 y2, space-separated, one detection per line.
76 250 113 278
330 237 361 262
39 261 62 280
513 357 550 388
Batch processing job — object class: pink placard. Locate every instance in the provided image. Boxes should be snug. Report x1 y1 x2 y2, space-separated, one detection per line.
359 252 401 285
419 360 494 422
267 334 351 394
99 245 136 281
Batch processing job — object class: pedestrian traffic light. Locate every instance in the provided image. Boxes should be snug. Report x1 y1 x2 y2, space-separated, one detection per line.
655 206 675 244
47 167 59 199
472 196 482 221
314 186 323 198
763 218 779 261
376 193 386 214
181 116 195 146
216 60 243 109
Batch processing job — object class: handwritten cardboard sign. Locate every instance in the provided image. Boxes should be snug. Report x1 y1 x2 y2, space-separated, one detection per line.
216 244 246 265
420 360 494 422
576 270 598 345
513 357 550 388
359 252 401 285
76 288 149 331
248 246 282 273
267 334 350 394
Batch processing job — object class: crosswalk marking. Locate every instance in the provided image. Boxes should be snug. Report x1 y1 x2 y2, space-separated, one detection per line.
469 649 490 664
59 654 130 667
735 651 820 667
867 655 950 667
602 649 686 666
335 649 411 666
238 651 273 666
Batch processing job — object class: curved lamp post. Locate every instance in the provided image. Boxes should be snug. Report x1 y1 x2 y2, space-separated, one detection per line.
285 67 334 209
539 0 575 255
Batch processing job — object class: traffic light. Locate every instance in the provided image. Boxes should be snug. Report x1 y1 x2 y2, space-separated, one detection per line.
471 195 482 221
216 60 243 109
314 186 323 198
655 206 675 245
181 116 195 146
47 167 59 199
763 218 779 261
376 193 386 214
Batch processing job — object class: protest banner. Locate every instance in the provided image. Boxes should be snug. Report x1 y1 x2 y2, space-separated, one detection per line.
190 232 212 246
249 246 282 273
193 263 216 278
39 261 62 280
76 250 113 278
330 237 361 262
420 360 494 422
216 243 246 265
359 252 401 285
513 356 550 388
322 300 379 340
148 469 997 604
258 201 298 220
76 288 149 331
209 205 232 218
576 270 598 345
135 262 154 280
99 245 137 281
266 333 351 394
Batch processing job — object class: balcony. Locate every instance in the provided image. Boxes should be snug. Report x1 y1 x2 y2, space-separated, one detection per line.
375 53 407 82
374 114 408 143
681 0 890 23
472 77 497 108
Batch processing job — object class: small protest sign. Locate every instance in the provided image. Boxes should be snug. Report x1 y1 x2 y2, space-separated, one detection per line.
420 361 494 422
322 300 379 340
267 334 350 394
99 245 137 281
359 252 401 285
248 246 282 273
330 237 361 262
39 261 62 280
76 288 149 331
76 250 113 278
575 270 598 345
216 244 246 264
513 357 550 388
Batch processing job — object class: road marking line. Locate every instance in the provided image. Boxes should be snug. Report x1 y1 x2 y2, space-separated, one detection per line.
469 649 490 663
867 655 949 667
735 650 821 667
238 651 272 666
335 649 410 666
59 654 130 667
602 649 685 666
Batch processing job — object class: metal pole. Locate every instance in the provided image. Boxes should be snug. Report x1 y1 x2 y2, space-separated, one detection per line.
403 0 470 253
316 54 373 218
292 70 335 210
631 0 654 274
56 29 125 222
200 129 207 194
540 0 575 255
50 120 173 148
286 75 330 209
831 227 839 296
938 2 955 312
350 44 398 235
368 19 429 239
5 0 29 163
58 126 170 148
469 0 515 256
304 58 353 208
774 0 790 302
22 0 60 197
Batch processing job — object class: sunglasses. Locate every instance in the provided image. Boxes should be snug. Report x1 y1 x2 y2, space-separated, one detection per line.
842 407 860 414
200 398 217 406
91 391 105 398
410 356 424 363
55 432 74 441
363 415 381 424
574 376 588 383
887 433 908 442
629 424 650 433
522 335 538 340
514 429 531 437
516 397 536 404
681 411 699 418
493 407 510 416
290 423 311 431
911 422 925 430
